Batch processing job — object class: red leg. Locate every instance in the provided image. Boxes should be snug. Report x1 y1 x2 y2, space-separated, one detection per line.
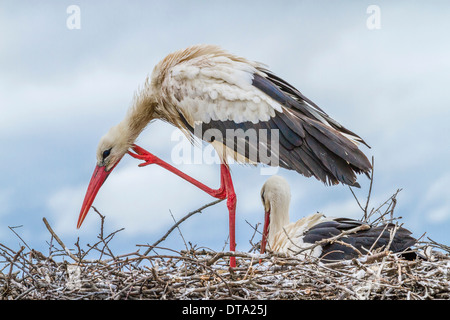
221 164 236 268
129 144 226 198
128 144 237 267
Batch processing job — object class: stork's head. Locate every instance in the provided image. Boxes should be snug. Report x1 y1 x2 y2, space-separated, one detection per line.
96 123 131 171
260 175 291 254
77 123 131 228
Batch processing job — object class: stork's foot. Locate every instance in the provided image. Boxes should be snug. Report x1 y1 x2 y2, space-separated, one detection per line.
128 144 160 167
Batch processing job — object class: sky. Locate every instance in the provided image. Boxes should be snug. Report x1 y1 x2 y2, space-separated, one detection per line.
1 1 450 259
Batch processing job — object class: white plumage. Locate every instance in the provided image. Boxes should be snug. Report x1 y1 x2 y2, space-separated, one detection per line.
260 175 330 258
162 53 283 125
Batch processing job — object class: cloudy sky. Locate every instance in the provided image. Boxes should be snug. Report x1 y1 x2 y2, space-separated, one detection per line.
1 1 449 258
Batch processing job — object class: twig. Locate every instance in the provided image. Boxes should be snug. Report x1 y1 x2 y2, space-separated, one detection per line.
92 206 105 239
3 246 25 297
42 218 79 263
169 209 188 251
135 199 224 266
363 156 375 219
245 220 261 253
426 237 450 254
8 226 31 251
91 206 120 260
369 189 402 226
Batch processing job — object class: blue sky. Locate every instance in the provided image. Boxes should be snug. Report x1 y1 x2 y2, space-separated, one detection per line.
1 1 449 258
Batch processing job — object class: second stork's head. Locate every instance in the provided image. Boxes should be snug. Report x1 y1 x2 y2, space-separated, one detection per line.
260 175 291 254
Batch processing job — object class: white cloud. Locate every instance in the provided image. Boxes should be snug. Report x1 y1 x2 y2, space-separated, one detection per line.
421 172 450 223
426 206 450 224
0 188 13 218
316 198 364 221
0 68 143 137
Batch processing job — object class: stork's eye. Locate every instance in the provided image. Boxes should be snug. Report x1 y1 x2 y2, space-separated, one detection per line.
102 148 112 159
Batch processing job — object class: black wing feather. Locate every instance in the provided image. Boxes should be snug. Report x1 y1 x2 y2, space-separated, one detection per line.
303 218 416 261
183 70 372 187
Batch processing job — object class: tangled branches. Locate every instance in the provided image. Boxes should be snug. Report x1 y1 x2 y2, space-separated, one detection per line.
1 227 449 300
1 201 449 300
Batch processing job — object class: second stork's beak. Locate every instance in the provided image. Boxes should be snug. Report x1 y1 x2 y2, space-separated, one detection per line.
77 164 114 228
260 209 270 254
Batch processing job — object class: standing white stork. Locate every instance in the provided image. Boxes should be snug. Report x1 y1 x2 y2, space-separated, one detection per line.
260 175 416 261
77 44 372 267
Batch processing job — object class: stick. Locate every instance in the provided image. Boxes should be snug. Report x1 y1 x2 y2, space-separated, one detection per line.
363 156 375 220
8 226 31 251
42 218 79 263
169 209 188 251
135 199 224 266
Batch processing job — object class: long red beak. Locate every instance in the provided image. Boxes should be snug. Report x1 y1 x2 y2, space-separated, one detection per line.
260 209 270 254
77 164 113 228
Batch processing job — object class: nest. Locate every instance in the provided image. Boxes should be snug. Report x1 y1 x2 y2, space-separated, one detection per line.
1 164 450 300
1 208 449 300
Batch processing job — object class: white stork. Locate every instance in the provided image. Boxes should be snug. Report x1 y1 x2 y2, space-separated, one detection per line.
77 44 373 267
260 175 416 261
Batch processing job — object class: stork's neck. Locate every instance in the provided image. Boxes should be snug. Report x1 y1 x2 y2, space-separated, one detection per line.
122 92 158 143
267 199 290 245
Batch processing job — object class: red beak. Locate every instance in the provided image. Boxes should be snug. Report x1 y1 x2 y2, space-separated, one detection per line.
260 209 270 254
77 164 114 228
